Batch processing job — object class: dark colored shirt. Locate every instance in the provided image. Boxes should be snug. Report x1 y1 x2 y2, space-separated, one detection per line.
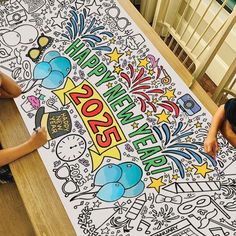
225 98 236 133
0 165 13 184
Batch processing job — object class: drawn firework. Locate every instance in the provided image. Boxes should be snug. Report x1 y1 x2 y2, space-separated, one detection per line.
120 64 179 117
149 204 179 230
62 7 113 52
110 194 147 232
153 121 217 178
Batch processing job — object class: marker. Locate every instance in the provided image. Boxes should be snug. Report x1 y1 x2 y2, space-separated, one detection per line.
212 144 216 160
33 127 39 133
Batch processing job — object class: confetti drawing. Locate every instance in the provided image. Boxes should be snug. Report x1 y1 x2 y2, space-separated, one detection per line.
1 0 235 235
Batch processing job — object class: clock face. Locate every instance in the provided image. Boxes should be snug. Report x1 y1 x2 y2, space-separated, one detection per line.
56 134 87 162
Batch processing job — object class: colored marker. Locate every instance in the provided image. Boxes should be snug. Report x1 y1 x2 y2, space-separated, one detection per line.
212 144 216 160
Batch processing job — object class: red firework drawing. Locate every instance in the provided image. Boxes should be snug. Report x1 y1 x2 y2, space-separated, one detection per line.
120 64 179 118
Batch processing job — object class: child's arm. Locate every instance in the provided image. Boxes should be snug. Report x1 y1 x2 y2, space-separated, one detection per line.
204 105 225 156
0 71 21 98
0 127 47 167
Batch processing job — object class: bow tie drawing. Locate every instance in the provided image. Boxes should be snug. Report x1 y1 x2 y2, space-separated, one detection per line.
155 194 182 204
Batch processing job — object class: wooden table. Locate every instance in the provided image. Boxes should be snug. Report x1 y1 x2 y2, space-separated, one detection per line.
0 0 218 235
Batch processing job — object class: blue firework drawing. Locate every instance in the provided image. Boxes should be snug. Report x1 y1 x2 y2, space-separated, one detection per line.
153 122 217 178
62 7 113 52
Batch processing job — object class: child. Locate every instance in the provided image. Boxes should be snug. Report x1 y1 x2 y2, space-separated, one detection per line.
204 98 236 158
0 71 47 183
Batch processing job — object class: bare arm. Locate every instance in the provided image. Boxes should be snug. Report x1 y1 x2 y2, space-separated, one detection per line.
0 128 47 167
0 71 21 98
204 105 225 156
208 105 225 137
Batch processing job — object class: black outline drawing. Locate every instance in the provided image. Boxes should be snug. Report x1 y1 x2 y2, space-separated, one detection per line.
56 134 87 162
1 0 236 235
150 219 205 236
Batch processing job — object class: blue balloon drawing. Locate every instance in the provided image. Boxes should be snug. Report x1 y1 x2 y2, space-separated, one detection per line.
22 51 71 93
70 162 144 202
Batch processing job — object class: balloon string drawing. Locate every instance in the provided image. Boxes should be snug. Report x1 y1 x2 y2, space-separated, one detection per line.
0 0 235 235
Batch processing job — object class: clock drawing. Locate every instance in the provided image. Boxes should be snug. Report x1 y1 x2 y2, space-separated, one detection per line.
56 134 87 162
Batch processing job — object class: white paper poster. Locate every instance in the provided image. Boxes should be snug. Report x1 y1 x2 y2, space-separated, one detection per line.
0 0 236 235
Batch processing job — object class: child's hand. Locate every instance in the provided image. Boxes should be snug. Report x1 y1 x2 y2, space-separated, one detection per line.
204 135 218 157
29 127 48 149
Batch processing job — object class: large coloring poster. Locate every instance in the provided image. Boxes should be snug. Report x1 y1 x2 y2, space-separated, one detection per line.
1 0 236 235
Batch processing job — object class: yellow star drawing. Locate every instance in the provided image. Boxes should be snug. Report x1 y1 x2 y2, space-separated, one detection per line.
109 38 116 44
151 80 157 85
162 88 176 100
113 65 123 74
126 50 132 56
138 57 149 68
195 121 202 128
149 69 154 75
145 110 153 117
155 110 171 124
131 122 139 129
106 82 113 88
172 174 180 181
148 177 165 192
186 167 193 172
106 47 123 63
193 163 214 178
185 136 192 142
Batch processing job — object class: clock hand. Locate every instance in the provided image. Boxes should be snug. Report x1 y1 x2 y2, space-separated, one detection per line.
70 145 77 149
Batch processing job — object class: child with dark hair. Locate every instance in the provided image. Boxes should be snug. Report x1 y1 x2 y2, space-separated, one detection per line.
225 98 236 133
0 71 47 183
204 98 236 158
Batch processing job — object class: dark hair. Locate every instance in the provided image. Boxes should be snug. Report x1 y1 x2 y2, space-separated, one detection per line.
225 98 236 133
